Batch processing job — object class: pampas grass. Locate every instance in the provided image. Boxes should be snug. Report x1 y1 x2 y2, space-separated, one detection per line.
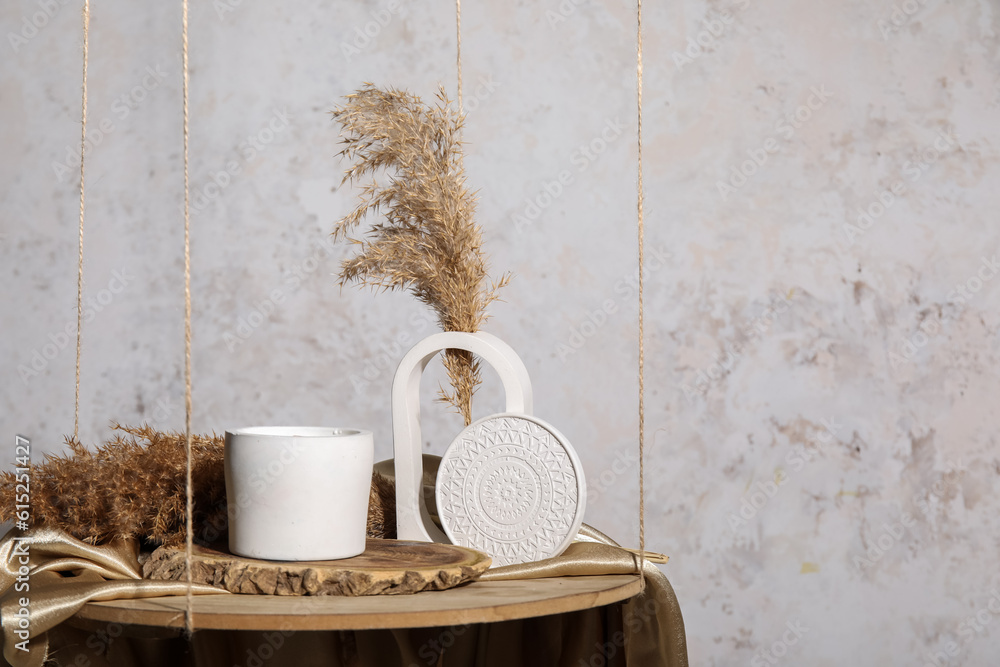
0 424 225 546
331 84 509 425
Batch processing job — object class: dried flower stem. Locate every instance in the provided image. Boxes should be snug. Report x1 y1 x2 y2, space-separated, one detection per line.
331 85 508 424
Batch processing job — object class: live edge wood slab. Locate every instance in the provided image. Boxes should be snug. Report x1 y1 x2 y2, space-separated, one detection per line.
95 540 642 633
142 539 491 597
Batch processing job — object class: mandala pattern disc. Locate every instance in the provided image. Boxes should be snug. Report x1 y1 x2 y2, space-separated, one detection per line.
436 413 586 567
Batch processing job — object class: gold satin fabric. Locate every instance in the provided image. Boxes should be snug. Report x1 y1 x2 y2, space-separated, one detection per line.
0 527 225 667
482 524 688 667
1 457 687 667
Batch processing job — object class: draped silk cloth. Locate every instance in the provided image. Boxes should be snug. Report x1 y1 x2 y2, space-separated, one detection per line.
0 527 225 666
482 524 688 667
0 457 688 667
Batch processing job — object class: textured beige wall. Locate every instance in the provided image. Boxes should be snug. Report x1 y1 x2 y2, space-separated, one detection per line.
2 0 999 664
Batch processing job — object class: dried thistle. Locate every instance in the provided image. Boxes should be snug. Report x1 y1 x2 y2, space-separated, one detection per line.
0 425 397 546
331 84 509 425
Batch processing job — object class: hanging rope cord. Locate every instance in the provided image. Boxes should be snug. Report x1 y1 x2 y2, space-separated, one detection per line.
74 1 90 442
72 0 194 630
636 0 647 591
451 0 648 583
180 0 196 637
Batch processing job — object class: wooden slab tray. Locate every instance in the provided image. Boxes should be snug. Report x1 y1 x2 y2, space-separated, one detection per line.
142 539 490 596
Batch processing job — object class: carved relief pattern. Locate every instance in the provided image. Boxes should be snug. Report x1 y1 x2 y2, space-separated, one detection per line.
438 416 584 567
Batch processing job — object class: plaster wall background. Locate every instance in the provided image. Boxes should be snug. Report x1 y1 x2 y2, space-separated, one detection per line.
2 0 999 664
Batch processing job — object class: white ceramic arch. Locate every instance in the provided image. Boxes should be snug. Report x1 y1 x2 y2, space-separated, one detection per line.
391 331 534 543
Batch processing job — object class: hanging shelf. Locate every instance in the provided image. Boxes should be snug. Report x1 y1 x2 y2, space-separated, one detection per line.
57 0 654 636
70 574 641 632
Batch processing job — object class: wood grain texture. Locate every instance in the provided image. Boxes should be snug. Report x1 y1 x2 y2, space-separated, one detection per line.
72 574 643 631
142 539 490 597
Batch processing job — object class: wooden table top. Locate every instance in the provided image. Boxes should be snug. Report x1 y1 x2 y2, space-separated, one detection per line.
70 574 642 632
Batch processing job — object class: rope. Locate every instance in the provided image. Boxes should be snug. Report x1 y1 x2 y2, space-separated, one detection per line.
181 0 195 636
455 0 463 111
636 0 646 591
74 0 90 442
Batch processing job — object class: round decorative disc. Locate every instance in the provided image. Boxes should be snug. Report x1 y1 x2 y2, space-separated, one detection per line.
436 413 587 567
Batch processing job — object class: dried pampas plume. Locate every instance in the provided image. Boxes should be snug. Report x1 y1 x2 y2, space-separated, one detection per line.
0 424 226 546
331 84 509 425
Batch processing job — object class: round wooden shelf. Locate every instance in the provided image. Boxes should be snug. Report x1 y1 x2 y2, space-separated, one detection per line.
70 574 641 632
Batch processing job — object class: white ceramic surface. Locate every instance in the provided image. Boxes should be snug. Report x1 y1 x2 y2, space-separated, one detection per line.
391 331 533 544
437 412 586 567
225 426 374 561
392 331 586 566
